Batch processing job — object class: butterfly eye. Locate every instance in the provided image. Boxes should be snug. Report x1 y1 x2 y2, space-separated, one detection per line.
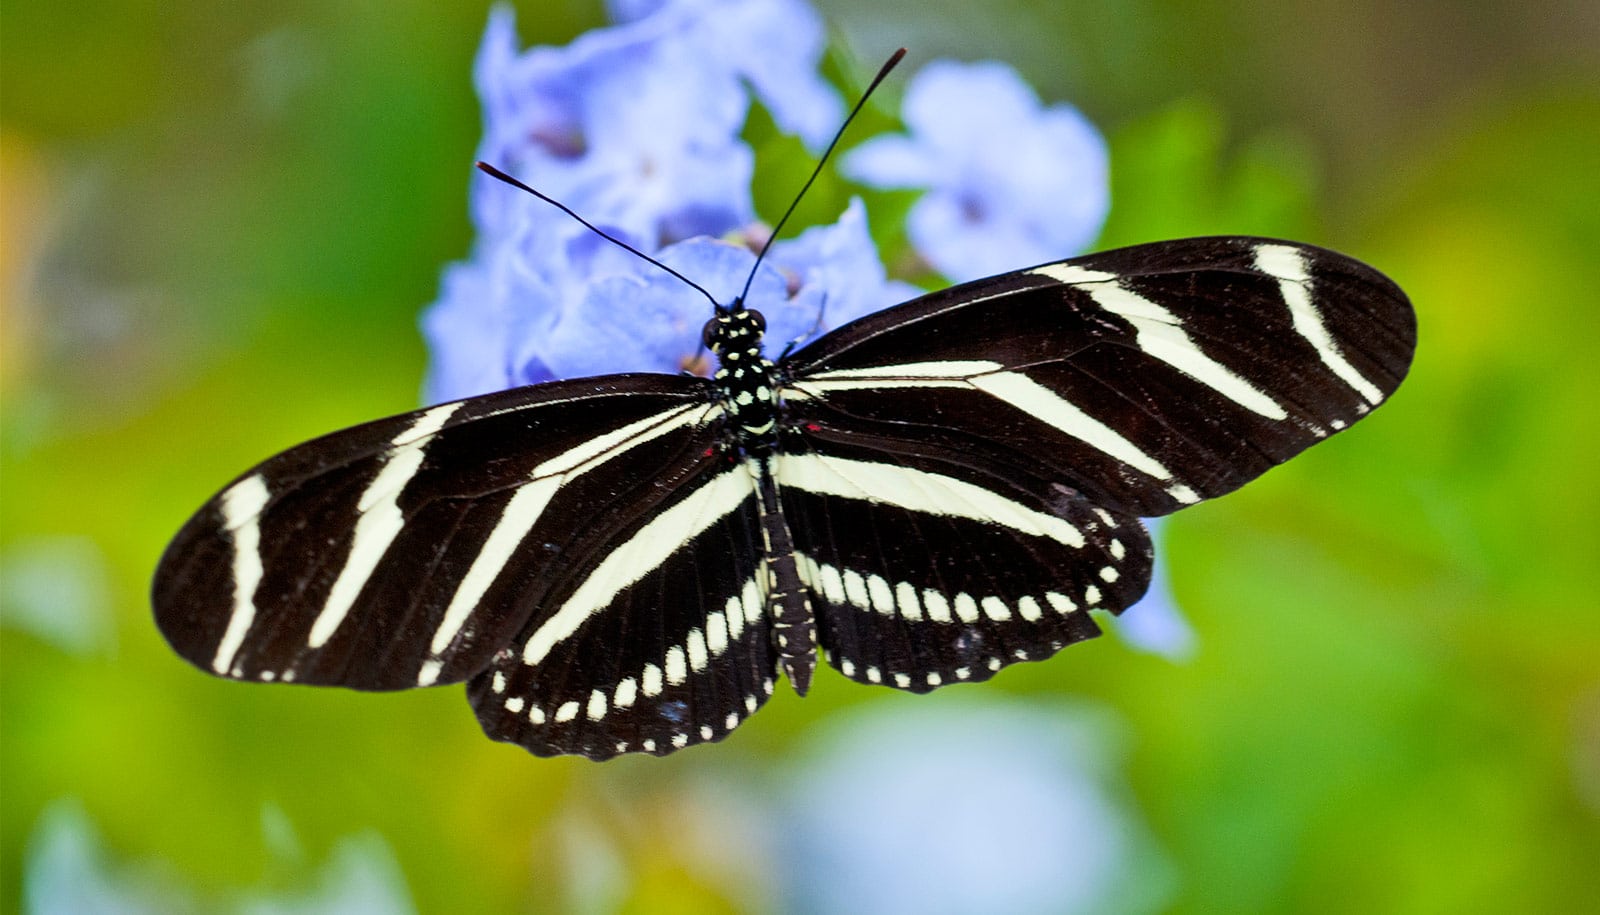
748 310 766 334
701 317 722 351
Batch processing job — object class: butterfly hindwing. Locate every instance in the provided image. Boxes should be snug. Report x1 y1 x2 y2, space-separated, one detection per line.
780 236 1416 518
774 429 1153 691
469 458 779 759
152 375 717 691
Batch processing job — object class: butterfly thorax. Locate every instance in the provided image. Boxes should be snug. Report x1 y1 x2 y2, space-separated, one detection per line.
705 306 780 453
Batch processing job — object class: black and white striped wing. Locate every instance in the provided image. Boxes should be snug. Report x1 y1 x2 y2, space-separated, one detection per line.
152 375 721 693
468 457 778 759
773 436 1152 691
776 236 1414 685
782 236 1416 519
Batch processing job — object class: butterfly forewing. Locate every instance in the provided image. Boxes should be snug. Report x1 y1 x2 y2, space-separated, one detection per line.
781 237 1416 517
152 375 717 691
469 458 778 759
773 430 1153 692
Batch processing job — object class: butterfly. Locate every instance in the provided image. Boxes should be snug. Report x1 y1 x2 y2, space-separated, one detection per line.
152 52 1415 760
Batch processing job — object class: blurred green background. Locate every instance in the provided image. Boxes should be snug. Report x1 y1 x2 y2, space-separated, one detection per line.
4 1 1598 912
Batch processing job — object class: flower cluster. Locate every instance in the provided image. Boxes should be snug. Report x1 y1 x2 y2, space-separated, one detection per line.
421 0 1189 657
843 59 1109 284
425 0 910 403
423 0 1114 403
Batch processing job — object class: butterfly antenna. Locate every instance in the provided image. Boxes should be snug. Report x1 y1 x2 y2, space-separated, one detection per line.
475 162 722 313
736 48 907 307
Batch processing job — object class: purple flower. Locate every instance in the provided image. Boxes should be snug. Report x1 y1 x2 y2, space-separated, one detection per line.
844 59 1110 283
758 197 924 348
603 0 844 150
1108 519 1198 661
471 5 755 252
420 242 559 402
524 198 908 383
424 1 857 403
427 198 909 403
470 1 840 247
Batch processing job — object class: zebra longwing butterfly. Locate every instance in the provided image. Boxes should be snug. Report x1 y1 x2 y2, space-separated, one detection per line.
151 55 1415 761
154 232 1414 759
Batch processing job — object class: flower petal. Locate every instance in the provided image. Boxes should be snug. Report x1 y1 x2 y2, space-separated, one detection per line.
765 198 909 345
901 60 1044 154
855 58 1110 282
1107 520 1197 661
421 252 560 403
840 134 941 189
704 0 842 149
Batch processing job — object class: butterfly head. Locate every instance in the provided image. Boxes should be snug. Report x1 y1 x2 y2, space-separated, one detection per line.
702 305 767 359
